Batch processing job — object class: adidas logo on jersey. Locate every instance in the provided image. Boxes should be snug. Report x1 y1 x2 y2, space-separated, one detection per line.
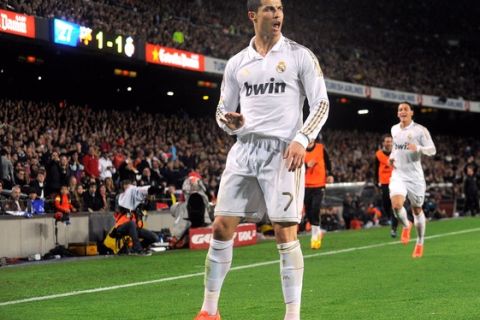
244 78 286 97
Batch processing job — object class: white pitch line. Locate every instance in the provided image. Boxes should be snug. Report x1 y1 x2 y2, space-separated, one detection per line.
1 226 479 307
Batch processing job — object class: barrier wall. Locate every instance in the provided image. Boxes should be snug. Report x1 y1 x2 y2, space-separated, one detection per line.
0 211 174 258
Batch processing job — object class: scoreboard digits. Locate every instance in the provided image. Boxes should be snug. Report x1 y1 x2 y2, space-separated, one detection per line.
53 18 136 58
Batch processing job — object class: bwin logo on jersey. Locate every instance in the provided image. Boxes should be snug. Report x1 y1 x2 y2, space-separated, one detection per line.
394 142 409 150
244 78 286 97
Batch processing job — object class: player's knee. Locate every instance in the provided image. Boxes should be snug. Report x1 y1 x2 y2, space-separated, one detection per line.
412 207 423 215
392 202 402 211
212 217 236 241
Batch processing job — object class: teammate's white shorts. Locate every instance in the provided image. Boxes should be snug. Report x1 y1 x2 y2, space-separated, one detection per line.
389 172 426 207
215 134 305 223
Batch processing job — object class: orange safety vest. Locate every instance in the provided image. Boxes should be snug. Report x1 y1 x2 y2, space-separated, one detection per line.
305 143 326 188
113 212 143 228
375 150 393 184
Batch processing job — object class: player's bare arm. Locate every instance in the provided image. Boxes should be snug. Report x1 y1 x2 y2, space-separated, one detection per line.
219 112 245 131
284 141 305 172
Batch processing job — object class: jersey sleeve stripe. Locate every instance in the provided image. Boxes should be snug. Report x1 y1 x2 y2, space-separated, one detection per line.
300 100 329 136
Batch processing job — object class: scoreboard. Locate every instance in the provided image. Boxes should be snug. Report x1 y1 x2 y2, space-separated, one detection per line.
52 18 138 59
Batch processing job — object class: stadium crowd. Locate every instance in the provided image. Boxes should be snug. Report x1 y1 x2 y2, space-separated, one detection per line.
1 0 479 100
0 99 477 219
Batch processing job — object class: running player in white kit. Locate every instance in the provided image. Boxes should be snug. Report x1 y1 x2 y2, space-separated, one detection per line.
389 102 436 258
194 0 329 319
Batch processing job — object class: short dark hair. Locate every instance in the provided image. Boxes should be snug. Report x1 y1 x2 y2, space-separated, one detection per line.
399 101 413 110
121 179 132 188
381 134 391 142
247 0 262 12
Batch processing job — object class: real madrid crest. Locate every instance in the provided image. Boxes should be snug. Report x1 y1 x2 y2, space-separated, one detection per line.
276 61 286 73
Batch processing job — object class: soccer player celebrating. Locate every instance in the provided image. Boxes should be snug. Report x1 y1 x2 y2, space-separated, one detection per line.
389 102 436 258
195 0 329 319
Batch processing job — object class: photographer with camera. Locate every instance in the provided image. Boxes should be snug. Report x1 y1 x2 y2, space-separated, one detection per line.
111 180 160 256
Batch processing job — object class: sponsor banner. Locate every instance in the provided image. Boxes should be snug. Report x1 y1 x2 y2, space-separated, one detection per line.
370 86 419 105
0 9 35 38
189 223 257 250
422 95 467 111
205 56 227 75
325 79 367 98
469 101 480 113
145 44 205 72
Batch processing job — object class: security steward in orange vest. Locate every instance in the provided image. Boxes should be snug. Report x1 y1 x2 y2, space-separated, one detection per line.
374 134 397 237
112 180 160 255
304 136 333 249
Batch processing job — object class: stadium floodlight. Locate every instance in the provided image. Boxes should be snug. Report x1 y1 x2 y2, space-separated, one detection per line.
167 91 174 96
357 109 369 115
127 86 132 92
202 95 209 101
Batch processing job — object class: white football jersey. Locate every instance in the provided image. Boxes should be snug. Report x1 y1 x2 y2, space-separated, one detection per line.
216 35 329 148
390 121 436 180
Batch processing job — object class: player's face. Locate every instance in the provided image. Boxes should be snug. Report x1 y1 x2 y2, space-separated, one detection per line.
383 137 393 151
250 0 284 37
397 103 413 124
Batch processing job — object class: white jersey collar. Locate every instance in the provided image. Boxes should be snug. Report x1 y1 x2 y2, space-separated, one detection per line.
248 34 284 59
400 120 415 130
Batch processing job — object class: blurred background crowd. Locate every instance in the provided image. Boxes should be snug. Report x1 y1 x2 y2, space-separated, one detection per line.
1 0 479 100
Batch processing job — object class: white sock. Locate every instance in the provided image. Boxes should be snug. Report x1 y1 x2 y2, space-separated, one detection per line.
285 303 301 320
414 211 426 245
393 207 410 228
201 238 233 315
311 225 321 241
277 240 303 320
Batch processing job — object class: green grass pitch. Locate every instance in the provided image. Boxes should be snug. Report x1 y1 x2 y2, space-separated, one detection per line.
1 217 479 320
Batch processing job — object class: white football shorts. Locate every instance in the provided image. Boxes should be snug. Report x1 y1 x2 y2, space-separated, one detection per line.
389 172 426 207
215 134 305 223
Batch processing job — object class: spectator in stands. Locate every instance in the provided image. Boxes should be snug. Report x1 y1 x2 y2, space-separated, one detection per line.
140 167 158 187
104 177 117 198
99 151 114 181
463 156 478 176
26 186 45 216
59 154 72 187
98 184 112 212
150 157 164 183
72 184 85 212
14 167 28 187
46 151 62 196
4 185 26 212
83 183 103 212
68 176 78 194
0 181 7 214
69 151 84 181
1 149 15 189
83 146 100 179
54 185 76 223
29 170 46 199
